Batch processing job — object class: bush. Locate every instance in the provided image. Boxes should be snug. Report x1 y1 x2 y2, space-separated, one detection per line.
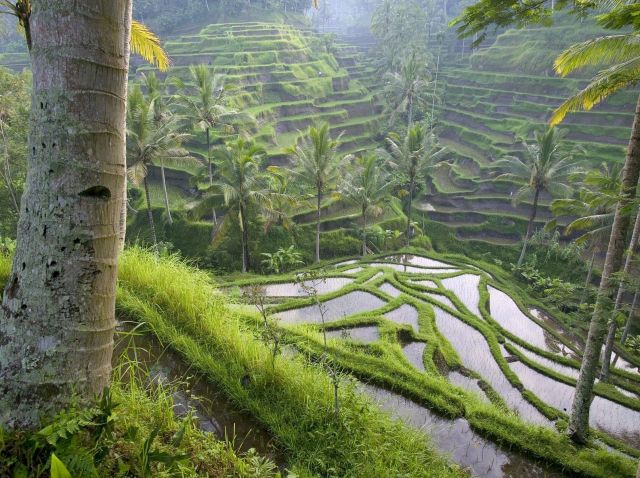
410 234 433 251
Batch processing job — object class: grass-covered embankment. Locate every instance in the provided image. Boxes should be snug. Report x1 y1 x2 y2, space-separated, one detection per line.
116 248 466 478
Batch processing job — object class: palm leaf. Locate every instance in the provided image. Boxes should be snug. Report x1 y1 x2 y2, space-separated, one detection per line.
131 20 170 71
554 35 640 77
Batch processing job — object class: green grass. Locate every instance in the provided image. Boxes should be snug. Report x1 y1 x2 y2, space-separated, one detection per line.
117 248 467 478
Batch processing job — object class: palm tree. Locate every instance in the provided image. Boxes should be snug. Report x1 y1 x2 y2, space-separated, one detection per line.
383 51 432 129
384 124 446 246
213 138 268 273
289 123 346 263
173 65 239 186
550 163 621 305
0 0 131 430
549 20 640 443
264 166 299 232
493 127 580 267
342 154 393 256
127 86 193 246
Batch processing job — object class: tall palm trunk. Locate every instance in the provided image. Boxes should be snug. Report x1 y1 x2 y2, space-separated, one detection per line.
206 127 212 186
407 92 414 129
568 93 640 444
517 187 541 267
160 159 173 225
580 249 596 306
600 207 640 380
362 205 368 256
240 202 250 273
621 287 640 345
316 189 322 263
406 177 415 246
0 0 132 430
143 175 158 248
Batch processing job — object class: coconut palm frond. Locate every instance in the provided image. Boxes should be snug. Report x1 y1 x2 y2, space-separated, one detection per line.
554 34 640 77
131 20 170 71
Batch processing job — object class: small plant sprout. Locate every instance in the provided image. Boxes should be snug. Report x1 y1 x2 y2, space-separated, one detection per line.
297 269 343 417
245 284 282 371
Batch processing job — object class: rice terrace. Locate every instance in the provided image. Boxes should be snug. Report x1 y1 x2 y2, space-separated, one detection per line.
1 1 640 477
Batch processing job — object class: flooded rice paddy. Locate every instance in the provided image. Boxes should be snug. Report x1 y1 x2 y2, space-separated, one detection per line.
237 254 640 473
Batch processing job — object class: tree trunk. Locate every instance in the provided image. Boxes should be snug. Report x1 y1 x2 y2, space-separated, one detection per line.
143 175 158 248
362 205 367 256
316 189 322 263
0 0 132 430
580 249 596 306
240 203 250 273
407 92 414 129
517 187 541 267
160 160 173 225
430 47 441 133
601 207 640 380
621 287 640 345
406 177 415 246
206 127 212 186
568 93 640 444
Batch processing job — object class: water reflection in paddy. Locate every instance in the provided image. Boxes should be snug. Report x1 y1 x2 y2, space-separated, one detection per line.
360 384 563 478
366 263 460 274
410 279 438 289
383 255 455 268
402 342 426 371
509 361 640 448
274 291 386 325
424 293 457 311
489 287 564 354
510 343 579 380
448 371 489 402
247 278 353 297
433 306 550 426
326 326 379 343
385 304 420 332
379 282 403 298
441 274 481 317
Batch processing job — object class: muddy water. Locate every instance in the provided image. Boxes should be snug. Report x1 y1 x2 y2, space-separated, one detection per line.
448 372 489 402
402 342 426 371
385 304 420 332
326 326 380 343
114 331 279 458
410 279 438 289
383 254 455 268
509 361 640 448
489 287 564 354
441 274 481 317
274 291 386 325
379 282 403 298
359 384 564 478
245 278 353 297
423 292 458 312
432 306 551 427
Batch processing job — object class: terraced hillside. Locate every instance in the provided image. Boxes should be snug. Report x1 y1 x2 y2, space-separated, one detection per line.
429 19 636 248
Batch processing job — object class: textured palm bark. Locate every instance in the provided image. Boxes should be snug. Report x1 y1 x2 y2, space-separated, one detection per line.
362 205 367 256
316 190 322 262
568 93 640 443
517 186 540 267
600 207 640 380
580 250 596 306
0 0 131 430
143 175 158 247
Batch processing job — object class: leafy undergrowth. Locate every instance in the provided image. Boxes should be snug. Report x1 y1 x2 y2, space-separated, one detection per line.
0 347 279 478
117 247 466 478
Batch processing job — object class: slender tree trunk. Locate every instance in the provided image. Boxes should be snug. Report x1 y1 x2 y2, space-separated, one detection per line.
580 249 596 306
517 187 540 267
362 205 367 256
406 177 415 246
206 127 212 186
143 176 158 248
240 202 250 273
0 0 132 430
568 93 640 444
407 92 414 129
621 287 640 345
601 207 640 380
430 46 441 134
316 189 322 263
160 160 173 225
